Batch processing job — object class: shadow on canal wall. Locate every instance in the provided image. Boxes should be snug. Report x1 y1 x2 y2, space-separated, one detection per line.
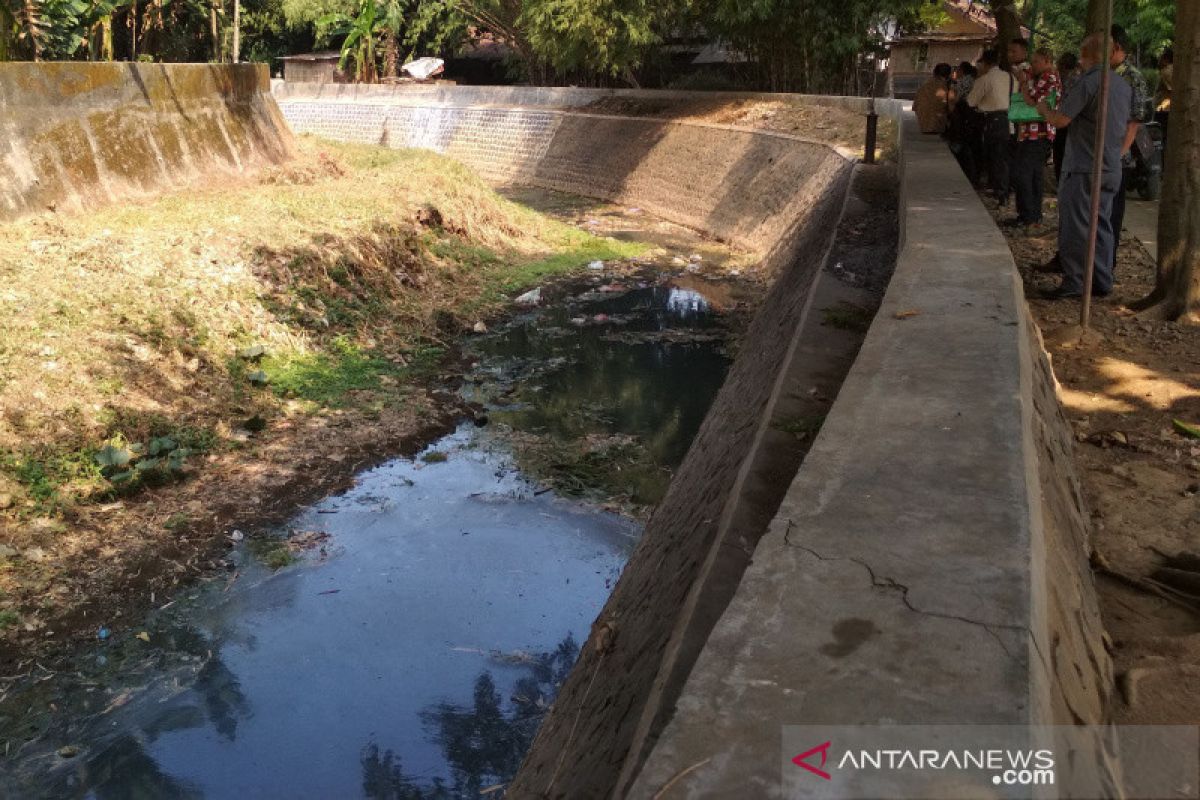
0 63 293 221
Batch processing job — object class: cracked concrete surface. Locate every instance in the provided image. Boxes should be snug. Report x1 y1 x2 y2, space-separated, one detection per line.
627 112 1110 799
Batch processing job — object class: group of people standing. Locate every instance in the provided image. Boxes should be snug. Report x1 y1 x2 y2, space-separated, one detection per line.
913 27 1171 301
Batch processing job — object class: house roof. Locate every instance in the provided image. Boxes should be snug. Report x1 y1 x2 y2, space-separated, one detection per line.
888 0 1030 46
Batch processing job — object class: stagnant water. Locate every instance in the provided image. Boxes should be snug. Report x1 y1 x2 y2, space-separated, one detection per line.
0 198 759 799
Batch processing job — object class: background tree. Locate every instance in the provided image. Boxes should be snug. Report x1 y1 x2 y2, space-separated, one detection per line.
990 0 1022 67
520 0 665 83
1132 0 1197 321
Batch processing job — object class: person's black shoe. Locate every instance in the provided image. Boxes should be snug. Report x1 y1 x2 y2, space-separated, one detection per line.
1034 254 1062 274
1037 285 1083 300
1000 217 1024 227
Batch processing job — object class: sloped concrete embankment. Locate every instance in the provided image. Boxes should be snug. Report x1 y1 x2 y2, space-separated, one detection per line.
624 114 1113 798
275 85 862 795
0 63 293 221
276 89 849 274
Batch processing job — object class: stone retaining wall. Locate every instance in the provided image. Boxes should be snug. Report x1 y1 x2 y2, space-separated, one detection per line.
0 63 293 221
278 96 847 274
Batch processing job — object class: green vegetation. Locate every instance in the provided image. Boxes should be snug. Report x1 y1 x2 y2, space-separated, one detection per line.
1033 0 1175 59
775 414 826 440
2 0 1176 93
247 536 299 570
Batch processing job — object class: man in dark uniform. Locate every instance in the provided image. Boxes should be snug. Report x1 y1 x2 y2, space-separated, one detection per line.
1036 33 1133 300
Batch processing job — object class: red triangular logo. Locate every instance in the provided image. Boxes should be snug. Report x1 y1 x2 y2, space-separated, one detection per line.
792 740 832 780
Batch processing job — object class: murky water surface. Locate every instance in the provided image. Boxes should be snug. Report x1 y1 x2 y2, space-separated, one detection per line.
0 194 758 799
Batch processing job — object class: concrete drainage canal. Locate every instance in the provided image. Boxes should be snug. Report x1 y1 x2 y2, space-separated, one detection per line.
0 177 906 798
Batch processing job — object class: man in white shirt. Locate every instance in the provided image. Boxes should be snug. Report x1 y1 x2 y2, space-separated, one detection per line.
968 49 1015 205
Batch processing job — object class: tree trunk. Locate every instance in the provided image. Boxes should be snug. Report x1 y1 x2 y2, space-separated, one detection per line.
129 0 137 60
1086 0 1110 35
382 30 398 78
210 0 221 62
991 0 1021 69
231 0 239 62
0 5 12 61
1132 0 1200 321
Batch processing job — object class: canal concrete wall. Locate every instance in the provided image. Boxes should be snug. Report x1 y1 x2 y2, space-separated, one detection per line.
0 63 293 221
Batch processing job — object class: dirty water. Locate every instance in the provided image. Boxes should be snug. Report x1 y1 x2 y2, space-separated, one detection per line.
0 195 759 799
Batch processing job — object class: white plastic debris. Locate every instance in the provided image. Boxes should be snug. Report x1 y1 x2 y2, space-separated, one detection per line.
514 287 542 306
401 57 445 80
230 530 245 542
472 321 488 333
588 260 605 270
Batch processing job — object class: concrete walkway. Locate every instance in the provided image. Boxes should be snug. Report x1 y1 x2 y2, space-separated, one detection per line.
1125 196 1160 260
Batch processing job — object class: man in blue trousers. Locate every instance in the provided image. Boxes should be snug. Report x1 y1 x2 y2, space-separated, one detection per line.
1036 32 1133 300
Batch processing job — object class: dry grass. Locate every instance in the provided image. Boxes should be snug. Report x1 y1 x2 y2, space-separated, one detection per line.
0 136 643 514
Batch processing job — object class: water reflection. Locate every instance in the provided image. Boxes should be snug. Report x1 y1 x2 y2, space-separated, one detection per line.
666 287 710 317
363 636 579 799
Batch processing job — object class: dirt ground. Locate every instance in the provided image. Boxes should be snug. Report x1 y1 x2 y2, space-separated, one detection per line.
987 194 1200 726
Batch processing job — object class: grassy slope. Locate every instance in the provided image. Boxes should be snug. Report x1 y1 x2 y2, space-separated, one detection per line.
0 136 642 523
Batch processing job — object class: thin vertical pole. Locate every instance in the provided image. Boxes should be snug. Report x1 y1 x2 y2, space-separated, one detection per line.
1081 0 1114 332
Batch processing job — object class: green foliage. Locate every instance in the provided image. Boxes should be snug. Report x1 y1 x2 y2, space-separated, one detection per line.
1031 0 1175 61
702 0 927 92
2 447 105 512
520 0 665 76
0 610 18 629
94 434 191 489
246 536 298 569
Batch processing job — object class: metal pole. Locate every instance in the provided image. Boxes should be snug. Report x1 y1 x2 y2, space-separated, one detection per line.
1080 0 1114 332
865 97 879 165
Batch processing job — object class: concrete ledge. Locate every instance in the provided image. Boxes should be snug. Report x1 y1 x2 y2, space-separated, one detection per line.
272 80 902 117
0 63 293 220
625 113 1111 798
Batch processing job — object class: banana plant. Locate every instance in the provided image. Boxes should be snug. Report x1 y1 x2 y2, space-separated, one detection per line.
319 0 379 81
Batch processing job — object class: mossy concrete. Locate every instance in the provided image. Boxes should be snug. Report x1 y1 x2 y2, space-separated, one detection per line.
0 63 293 220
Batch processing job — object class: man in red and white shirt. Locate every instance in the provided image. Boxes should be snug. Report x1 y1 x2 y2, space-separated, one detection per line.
1010 47 1062 229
